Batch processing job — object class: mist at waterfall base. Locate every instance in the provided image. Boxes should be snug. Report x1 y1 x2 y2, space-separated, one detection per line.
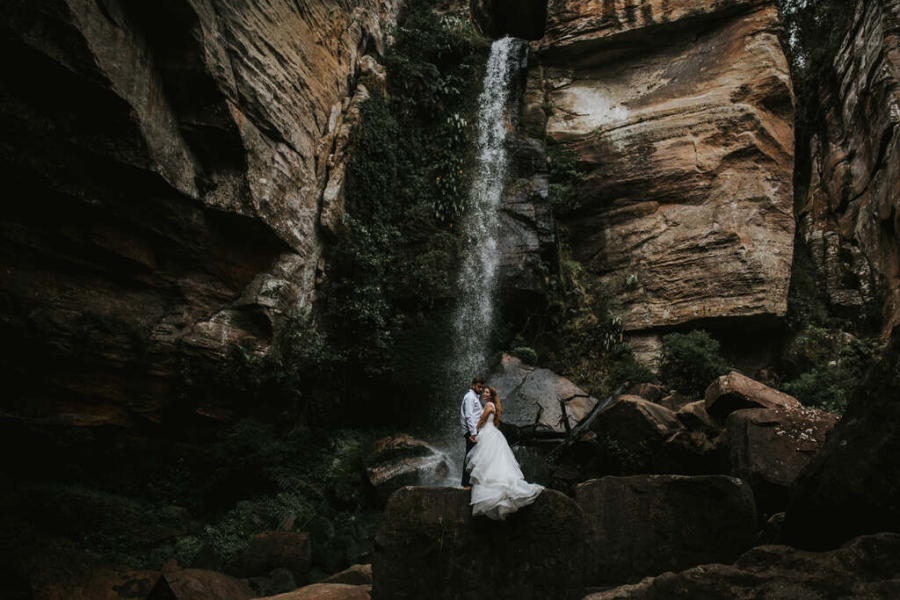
416 37 529 486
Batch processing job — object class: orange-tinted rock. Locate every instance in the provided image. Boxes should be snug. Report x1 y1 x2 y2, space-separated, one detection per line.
319 564 372 586
705 372 801 421
33 567 160 600
530 0 794 337
0 0 399 427
253 583 371 599
148 569 254 600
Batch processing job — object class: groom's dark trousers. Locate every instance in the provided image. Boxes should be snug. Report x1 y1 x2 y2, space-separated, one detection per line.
461 434 476 487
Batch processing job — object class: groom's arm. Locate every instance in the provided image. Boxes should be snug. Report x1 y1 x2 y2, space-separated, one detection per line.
463 394 479 438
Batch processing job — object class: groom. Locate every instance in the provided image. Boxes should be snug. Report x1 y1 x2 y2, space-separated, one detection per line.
460 376 485 489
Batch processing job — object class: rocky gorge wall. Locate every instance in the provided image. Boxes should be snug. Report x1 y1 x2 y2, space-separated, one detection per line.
799 0 900 336
0 0 399 429
522 0 796 362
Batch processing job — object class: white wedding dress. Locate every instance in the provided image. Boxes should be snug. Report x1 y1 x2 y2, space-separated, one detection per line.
465 412 544 520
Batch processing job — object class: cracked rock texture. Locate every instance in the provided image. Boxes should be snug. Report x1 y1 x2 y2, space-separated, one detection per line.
488 354 599 436
528 0 795 340
0 0 399 427
798 0 900 335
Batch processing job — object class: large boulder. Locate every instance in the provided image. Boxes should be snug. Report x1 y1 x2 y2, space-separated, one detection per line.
589 395 684 473
783 329 900 548
705 372 801 421
33 566 161 600
726 406 838 518
372 487 587 600
147 569 254 600
364 435 451 504
531 0 795 339
547 395 687 489
254 583 371 600
584 533 900 599
319 564 371 586
576 475 758 585
226 532 312 584
488 354 599 438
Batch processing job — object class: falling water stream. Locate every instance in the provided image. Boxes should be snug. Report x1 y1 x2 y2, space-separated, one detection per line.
451 36 519 381
430 37 523 484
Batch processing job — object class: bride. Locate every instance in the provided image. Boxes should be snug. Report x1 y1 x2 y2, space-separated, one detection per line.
465 386 544 520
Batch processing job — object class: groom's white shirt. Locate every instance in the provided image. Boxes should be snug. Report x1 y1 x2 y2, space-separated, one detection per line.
460 388 483 437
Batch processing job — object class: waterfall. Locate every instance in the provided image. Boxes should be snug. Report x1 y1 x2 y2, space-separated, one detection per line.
451 37 519 381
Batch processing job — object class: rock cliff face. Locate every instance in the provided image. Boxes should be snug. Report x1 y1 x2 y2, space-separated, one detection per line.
0 0 398 427
799 0 900 335
526 0 795 355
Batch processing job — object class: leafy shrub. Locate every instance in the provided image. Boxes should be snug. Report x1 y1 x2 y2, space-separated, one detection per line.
659 330 730 398
604 344 656 389
511 346 538 365
782 334 884 414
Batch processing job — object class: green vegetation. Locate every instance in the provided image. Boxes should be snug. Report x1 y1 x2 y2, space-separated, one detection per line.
659 330 731 399
782 236 885 415
511 346 538 365
546 140 585 215
777 0 856 130
328 3 489 397
781 327 884 414
5 422 385 571
520 250 655 397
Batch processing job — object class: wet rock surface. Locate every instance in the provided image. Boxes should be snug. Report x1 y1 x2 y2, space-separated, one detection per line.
576 475 758 585
365 435 451 504
373 487 586 600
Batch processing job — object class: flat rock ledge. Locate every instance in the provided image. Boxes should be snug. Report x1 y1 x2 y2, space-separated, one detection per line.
372 487 586 600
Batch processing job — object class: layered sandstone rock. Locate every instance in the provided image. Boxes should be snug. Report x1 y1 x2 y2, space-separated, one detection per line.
528 0 795 345
0 0 399 426
798 0 900 334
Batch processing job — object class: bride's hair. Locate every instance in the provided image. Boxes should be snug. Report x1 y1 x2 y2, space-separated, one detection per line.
486 386 502 424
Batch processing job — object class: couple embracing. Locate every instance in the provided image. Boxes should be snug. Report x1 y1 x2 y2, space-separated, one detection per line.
459 376 544 520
